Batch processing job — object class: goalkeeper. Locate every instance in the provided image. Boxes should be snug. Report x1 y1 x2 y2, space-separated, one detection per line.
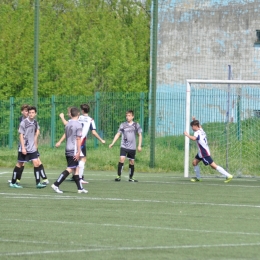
184 119 233 183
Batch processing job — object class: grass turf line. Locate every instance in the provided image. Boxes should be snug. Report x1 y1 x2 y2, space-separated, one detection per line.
0 169 260 260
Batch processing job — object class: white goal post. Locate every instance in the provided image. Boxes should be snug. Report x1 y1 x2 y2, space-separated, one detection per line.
184 79 260 178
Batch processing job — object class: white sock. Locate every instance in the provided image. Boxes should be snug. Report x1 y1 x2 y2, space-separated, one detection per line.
216 166 231 177
194 165 201 179
78 161 85 179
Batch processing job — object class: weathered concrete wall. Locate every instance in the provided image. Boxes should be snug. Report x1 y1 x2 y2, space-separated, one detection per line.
157 0 260 91
152 0 260 136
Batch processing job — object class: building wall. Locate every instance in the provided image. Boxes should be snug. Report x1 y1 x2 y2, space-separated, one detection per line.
157 0 260 90
153 0 260 136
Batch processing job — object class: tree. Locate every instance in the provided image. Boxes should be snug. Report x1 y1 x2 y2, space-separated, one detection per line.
0 0 151 99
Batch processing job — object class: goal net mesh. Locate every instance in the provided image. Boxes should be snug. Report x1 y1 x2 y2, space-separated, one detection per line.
187 82 260 178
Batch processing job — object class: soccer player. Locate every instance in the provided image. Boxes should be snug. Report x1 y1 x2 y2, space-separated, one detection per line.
78 104 105 183
9 104 49 186
55 107 74 150
19 104 30 122
109 110 142 182
56 104 105 183
10 106 47 189
184 119 233 183
11 104 30 186
51 107 88 194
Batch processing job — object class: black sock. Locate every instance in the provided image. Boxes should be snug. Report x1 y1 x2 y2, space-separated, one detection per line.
74 175 82 190
11 166 21 184
17 166 24 182
117 162 124 176
129 164 134 179
39 164 47 179
54 170 70 187
34 166 41 184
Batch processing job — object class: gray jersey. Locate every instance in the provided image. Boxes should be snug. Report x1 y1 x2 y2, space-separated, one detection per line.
18 118 39 153
65 119 82 156
118 122 142 150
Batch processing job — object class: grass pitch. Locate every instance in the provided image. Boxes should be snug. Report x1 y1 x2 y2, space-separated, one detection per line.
0 168 260 260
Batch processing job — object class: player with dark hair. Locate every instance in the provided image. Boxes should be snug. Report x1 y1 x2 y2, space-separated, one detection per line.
56 104 105 183
10 104 30 186
10 106 47 189
19 104 30 122
78 104 105 183
184 119 233 183
109 110 142 182
9 104 49 186
51 107 88 194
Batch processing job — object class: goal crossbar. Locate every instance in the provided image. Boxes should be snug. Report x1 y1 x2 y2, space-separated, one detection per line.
185 79 260 178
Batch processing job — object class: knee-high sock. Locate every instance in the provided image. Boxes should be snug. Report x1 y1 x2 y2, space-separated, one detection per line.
194 165 201 179
74 175 82 190
117 162 124 176
11 166 21 184
34 166 41 184
39 164 47 179
17 166 24 182
216 166 231 177
54 170 70 187
78 161 85 179
129 164 134 179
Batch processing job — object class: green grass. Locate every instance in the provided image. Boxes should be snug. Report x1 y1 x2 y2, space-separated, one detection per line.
2 124 260 177
0 137 185 173
0 168 260 259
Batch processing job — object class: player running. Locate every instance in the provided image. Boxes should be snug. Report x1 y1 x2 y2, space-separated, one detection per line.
184 119 233 183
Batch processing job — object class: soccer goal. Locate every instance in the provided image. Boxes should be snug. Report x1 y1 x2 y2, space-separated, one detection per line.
184 79 260 178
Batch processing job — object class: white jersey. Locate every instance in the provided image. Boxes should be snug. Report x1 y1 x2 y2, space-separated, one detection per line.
78 115 96 145
194 128 210 158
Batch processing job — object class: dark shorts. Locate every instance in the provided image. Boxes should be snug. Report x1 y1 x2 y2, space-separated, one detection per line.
66 156 79 168
37 149 40 157
120 148 136 160
195 154 213 166
80 145 87 157
18 151 38 163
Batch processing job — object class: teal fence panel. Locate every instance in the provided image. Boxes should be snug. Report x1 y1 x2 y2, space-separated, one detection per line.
97 92 149 140
0 100 11 147
0 93 149 149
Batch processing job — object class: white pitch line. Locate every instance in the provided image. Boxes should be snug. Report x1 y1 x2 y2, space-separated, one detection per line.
0 172 9 175
1 176 259 188
0 238 112 248
3 218 260 236
134 181 260 188
0 242 260 256
1 193 260 209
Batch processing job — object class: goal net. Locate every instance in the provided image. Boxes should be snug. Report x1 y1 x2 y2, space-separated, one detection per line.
184 80 260 179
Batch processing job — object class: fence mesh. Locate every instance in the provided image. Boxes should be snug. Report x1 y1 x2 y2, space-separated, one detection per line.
188 83 260 177
0 93 149 149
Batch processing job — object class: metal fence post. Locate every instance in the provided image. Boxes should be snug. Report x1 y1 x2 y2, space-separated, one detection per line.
9 97 14 148
51 95 56 147
94 92 100 148
150 0 158 168
140 92 145 145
